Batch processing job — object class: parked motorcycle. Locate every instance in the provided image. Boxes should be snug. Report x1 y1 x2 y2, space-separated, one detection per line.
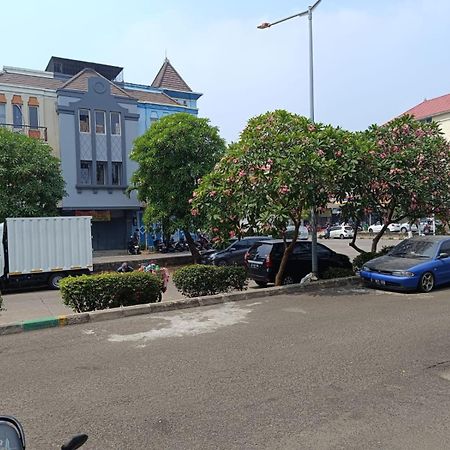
127 236 141 255
174 239 189 252
196 234 212 250
155 239 176 253
0 415 87 449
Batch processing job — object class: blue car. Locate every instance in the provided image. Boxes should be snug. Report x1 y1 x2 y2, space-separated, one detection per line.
360 236 450 293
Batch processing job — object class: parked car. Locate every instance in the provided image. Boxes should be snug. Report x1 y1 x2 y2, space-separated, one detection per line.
245 239 352 286
399 223 419 233
285 224 309 240
359 236 450 292
368 223 401 233
203 236 271 266
329 225 354 239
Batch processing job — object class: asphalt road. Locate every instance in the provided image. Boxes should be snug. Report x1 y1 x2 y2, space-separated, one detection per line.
3 285 450 449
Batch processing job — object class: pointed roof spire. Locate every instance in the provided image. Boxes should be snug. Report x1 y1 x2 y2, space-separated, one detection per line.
151 58 192 92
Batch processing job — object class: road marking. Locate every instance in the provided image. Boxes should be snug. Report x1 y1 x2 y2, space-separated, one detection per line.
107 303 256 345
282 307 308 314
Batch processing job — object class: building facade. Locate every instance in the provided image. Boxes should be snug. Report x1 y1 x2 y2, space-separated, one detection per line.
400 93 450 141
0 56 202 250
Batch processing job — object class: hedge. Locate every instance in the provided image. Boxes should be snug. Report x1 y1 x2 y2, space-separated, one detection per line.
60 271 162 313
352 246 395 271
172 265 248 298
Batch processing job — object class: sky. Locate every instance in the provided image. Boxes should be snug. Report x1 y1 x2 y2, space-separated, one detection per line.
2 0 450 142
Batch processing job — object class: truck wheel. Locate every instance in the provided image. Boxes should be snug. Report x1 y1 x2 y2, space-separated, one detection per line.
48 273 65 290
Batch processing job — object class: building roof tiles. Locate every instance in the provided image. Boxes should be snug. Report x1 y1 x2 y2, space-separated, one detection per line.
151 58 192 92
402 92 450 119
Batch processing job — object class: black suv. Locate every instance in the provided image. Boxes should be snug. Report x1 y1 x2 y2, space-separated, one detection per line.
245 239 351 286
203 236 272 266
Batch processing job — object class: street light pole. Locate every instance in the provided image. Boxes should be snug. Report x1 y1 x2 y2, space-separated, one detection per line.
258 0 322 276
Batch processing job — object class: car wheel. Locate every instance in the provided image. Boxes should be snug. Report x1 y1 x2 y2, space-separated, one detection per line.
368 228 373 233
419 272 434 293
255 281 268 288
216 260 227 267
282 275 295 285
340 234 345 239
401 227 407 234
48 273 65 290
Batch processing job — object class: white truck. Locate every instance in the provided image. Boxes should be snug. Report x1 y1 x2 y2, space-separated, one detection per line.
0 216 93 290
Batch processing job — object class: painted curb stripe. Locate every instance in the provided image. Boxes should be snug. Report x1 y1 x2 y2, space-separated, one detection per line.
22 317 60 331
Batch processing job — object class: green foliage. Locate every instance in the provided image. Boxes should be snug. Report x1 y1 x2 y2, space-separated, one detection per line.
130 113 226 234
193 110 350 282
320 267 355 279
172 264 248 297
0 129 65 222
352 246 394 271
336 115 450 251
60 272 162 313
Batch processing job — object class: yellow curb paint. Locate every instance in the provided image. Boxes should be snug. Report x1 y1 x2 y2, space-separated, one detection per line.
58 316 68 326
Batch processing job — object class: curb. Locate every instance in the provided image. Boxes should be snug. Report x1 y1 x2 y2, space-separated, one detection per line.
0 277 361 336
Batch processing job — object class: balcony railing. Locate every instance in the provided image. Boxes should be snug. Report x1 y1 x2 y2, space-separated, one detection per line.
0 124 48 141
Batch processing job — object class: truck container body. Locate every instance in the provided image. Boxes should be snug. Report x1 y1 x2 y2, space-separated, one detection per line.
1 216 92 289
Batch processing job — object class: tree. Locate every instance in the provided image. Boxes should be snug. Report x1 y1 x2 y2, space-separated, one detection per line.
130 113 226 262
0 129 65 223
193 110 349 285
337 115 450 253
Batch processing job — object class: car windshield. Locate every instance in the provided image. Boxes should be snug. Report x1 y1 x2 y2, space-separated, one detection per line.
389 240 438 259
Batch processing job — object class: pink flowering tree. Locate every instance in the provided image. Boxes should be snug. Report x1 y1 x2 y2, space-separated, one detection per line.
192 110 349 285
130 113 226 262
337 115 450 253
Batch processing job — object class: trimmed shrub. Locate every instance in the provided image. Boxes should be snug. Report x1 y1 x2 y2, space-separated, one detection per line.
173 264 248 298
352 246 394 271
321 267 355 279
60 271 161 313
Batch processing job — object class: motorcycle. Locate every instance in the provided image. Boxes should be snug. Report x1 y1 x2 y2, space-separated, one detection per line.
0 415 87 449
127 237 141 255
174 239 189 252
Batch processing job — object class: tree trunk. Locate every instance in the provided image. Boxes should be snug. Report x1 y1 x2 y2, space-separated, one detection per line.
349 218 365 254
274 224 299 286
371 207 395 253
183 228 201 263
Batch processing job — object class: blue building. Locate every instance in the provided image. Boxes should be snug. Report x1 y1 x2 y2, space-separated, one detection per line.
0 56 202 250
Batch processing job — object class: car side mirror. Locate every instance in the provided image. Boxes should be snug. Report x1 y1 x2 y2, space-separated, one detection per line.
438 252 449 259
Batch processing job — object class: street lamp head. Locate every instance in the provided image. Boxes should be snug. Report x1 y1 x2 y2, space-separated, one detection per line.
257 22 271 29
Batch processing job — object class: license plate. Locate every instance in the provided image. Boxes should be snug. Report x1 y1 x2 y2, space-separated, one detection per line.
250 263 260 269
373 279 385 285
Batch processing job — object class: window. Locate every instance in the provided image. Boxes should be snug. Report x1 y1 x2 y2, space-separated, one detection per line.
150 111 158 125
439 241 450 255
111 112 121 135
316 244 332 257
80 161 92 185
95 111 105 134
13 105 23 128
0 104 5 125
293 242 311 255
79 109 90 133
96 161 107 185
29 106 39 129
112 162 122 185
